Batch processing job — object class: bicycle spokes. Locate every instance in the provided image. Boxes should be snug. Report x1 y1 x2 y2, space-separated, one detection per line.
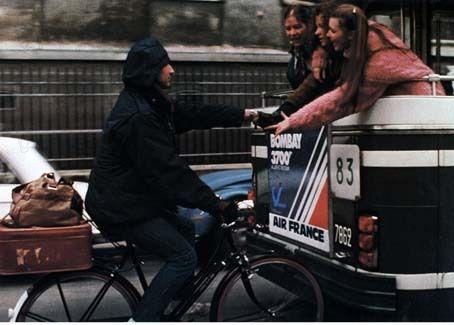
240 271 275 318
17 271 137 322
56 278 72 321
212 257 323 322
79 277 115 321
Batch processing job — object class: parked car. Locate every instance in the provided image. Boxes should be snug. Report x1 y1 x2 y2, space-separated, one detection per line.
0 137 89 218
179 168 252 237
0 137 252 238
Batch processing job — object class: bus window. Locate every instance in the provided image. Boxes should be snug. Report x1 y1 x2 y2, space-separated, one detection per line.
369 12 411 48
431 12 454 94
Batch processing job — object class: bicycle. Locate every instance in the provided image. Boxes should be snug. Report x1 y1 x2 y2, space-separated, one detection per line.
11 203 324 322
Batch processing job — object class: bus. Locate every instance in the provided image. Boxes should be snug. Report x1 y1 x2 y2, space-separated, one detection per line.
248 0 454 321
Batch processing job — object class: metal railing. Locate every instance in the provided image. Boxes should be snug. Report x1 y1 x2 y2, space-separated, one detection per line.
424 74 454 95
260 89 292 107
0 59 288 171
258 74 454 109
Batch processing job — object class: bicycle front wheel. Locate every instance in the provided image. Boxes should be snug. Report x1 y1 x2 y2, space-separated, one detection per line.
210 256 324 321
15 269 141 322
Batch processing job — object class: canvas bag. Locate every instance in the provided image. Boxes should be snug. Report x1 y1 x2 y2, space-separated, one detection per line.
3 173 83 227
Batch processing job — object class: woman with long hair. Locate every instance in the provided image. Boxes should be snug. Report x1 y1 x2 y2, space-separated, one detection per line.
256 1 343 128
283 4 315 90
284 1 345 111
266 4 445 135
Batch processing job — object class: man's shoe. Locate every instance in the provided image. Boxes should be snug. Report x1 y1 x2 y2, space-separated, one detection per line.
180 302 211 321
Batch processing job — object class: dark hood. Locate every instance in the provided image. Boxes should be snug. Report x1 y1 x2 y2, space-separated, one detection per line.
122 37 170 91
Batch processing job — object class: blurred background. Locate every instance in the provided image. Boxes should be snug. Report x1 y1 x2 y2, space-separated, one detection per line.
0 0 452 176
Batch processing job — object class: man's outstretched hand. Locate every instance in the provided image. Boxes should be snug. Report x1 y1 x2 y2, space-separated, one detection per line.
244 109 259 123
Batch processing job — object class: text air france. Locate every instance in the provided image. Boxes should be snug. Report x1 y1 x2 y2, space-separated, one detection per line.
270 134 302 168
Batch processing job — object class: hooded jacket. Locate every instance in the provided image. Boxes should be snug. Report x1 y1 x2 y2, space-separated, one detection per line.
288 22 445 130
85 37 244 228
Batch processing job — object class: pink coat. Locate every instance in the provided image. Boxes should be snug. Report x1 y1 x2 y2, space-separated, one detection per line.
288 22 445 130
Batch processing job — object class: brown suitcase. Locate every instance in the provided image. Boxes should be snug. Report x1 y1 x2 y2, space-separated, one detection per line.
0 223 92 275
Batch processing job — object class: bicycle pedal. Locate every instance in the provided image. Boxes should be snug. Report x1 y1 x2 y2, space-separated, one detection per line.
163 300 180 315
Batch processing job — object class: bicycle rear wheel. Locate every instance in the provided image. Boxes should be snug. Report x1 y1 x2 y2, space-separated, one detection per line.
210 256 324 321
15 269 141 322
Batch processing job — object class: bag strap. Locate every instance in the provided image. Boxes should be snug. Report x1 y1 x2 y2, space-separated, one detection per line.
44 172 58 189
58 177 74 186
82 211 95 227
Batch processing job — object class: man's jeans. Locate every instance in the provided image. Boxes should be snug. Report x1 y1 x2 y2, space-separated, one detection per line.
113 214 197 321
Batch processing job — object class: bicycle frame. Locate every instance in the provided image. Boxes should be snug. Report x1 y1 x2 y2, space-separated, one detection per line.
165 224 254 320
12 211 321 322
103 220 268 321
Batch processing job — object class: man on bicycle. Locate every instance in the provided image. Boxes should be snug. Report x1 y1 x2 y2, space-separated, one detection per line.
85 36 252 321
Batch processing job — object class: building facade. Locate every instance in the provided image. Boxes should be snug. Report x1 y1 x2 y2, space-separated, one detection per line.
0 0 453 175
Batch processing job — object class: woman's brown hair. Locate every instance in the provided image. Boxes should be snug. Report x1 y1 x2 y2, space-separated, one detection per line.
284 4 315 57
330 4 408 106
284 4 313 25
316 0 366 32
330 4 369 107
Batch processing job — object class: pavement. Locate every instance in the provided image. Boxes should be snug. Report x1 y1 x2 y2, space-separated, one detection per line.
1 274 38 321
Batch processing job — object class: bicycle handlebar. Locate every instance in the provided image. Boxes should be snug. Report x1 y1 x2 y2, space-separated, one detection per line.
220 204 268 232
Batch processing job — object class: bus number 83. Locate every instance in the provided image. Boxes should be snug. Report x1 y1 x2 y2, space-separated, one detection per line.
336 157 354 186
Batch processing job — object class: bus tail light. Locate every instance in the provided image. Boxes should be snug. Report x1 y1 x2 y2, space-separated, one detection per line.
358 233 375 251
358 214 378 270
358 251 378 268
358 215 378 233
247 189 256 201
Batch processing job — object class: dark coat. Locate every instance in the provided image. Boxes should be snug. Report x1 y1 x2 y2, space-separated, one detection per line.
257 47 343 128
286 44 312 90
286 48 344 109
85 37 244 229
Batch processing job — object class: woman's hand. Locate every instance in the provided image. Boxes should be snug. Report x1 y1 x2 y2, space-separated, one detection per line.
265 112 291 135
312 47 328 82
313 66 326 82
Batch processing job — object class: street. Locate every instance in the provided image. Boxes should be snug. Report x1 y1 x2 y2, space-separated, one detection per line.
1 257 206 322
1 274 38 322
0 255 164 322
1 250 320 322
1 253 220 322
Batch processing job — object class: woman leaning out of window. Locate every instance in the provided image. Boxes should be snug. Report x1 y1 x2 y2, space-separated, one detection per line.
266 4 446 135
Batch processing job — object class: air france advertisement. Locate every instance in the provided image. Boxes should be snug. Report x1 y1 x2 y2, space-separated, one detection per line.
268 128 329 252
